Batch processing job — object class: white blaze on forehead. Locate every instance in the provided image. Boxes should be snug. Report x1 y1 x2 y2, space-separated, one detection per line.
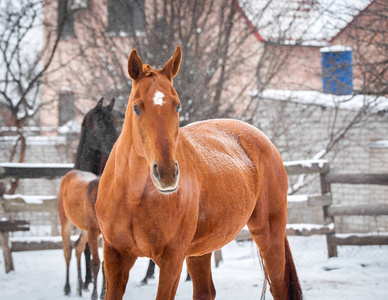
153 91 165 106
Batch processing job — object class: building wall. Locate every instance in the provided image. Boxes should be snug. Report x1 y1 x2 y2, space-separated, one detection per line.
253 96 388 232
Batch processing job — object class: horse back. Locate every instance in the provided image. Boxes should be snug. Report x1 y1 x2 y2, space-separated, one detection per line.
180 119 286 192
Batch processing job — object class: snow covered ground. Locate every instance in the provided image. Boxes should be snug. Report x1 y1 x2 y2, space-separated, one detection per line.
1 235 387 299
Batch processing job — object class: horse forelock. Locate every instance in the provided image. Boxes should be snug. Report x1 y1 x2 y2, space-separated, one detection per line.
142 64 154 77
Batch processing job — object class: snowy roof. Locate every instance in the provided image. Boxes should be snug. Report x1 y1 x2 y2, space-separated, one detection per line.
238 0 374 46
249 89 388 113
57 119 81 135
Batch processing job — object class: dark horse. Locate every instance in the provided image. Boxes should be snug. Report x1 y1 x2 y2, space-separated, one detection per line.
74 98 118 175
96 47 302 300
65 98 119 298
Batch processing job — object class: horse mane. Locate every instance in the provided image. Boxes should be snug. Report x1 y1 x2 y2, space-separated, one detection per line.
74 111 92 170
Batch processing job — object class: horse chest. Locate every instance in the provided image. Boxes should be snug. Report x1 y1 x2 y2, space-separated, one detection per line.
105 193 196 257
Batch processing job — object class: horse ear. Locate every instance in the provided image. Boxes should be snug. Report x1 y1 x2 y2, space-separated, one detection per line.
162 46 182 80
108 98 115 111
128 49 143 81
96 98 104 110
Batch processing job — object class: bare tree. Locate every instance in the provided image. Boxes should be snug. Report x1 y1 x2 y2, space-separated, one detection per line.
51 0 293 126
0 0 65 193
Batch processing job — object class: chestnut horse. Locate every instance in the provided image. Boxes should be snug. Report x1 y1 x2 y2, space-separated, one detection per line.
59 99 119 299
95 46 303 300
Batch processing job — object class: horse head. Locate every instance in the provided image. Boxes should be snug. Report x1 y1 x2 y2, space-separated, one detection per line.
82 98 119 155
127 46 182 194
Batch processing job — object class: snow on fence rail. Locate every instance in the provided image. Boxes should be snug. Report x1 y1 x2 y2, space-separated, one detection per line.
0 161 388 258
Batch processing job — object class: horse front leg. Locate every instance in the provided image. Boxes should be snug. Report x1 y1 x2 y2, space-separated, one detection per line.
155 252 185 300
186 252 216 300
103 242 136 300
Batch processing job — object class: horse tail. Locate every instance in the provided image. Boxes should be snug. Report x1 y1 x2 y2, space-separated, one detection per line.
87 178 100 206
258 247 270 300
284 236 303 300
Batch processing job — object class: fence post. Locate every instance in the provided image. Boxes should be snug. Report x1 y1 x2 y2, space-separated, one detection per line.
320 170 338 257
0 181 15 273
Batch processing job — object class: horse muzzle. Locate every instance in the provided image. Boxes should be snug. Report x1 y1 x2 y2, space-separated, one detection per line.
151 161 180 194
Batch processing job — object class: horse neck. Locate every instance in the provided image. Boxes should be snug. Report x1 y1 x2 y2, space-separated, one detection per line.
74 133 105 174
114 102 150 190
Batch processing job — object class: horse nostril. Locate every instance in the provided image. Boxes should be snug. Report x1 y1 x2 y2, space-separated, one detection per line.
174 162 179 179
153 163 161 181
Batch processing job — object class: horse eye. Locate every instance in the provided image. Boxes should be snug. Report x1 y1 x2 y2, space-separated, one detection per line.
133 105 141 116
176 104 182 113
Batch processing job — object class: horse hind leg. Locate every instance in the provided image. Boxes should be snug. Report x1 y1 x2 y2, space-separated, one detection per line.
141 259 156 285
61 221 73 296
88 227 101 300
186 252 216 300
83 243 92 290
247 199 302 300
74 230 88 297
100 261 106 300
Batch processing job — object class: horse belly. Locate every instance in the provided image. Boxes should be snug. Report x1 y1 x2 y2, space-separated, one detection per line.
187 172 257 256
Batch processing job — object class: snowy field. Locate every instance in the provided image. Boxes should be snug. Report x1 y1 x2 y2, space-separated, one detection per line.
1 235 387 299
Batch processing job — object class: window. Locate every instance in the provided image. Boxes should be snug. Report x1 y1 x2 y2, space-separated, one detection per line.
108 0 145 35
58 0 75 39
59 93 75 126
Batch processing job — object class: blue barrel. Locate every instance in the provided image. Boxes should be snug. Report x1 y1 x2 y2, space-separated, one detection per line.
320 46 353 95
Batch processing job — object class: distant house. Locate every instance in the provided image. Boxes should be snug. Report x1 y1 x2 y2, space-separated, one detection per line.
40 0 385 127
237 0 386 93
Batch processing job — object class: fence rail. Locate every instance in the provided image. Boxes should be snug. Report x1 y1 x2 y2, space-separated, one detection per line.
1 161 388 258
0 163 73 179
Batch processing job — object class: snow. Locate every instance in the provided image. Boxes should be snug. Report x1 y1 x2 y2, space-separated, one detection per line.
0 236 387 299
370 140 388 149
250 89 388 113
288 195 308 202
58 120 81 135
284 159 328 167
3 194 56 204
320 45 352 52
0 136 68 145
0 162 74 168
239 0 373 46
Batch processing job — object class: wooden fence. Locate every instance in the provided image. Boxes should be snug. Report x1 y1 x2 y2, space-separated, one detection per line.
1 161 388 258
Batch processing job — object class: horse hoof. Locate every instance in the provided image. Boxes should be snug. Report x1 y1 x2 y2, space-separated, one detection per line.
100 287 106 299
140 279 148 285
83 281 91 291
64 285 71 296
91 290 98 300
